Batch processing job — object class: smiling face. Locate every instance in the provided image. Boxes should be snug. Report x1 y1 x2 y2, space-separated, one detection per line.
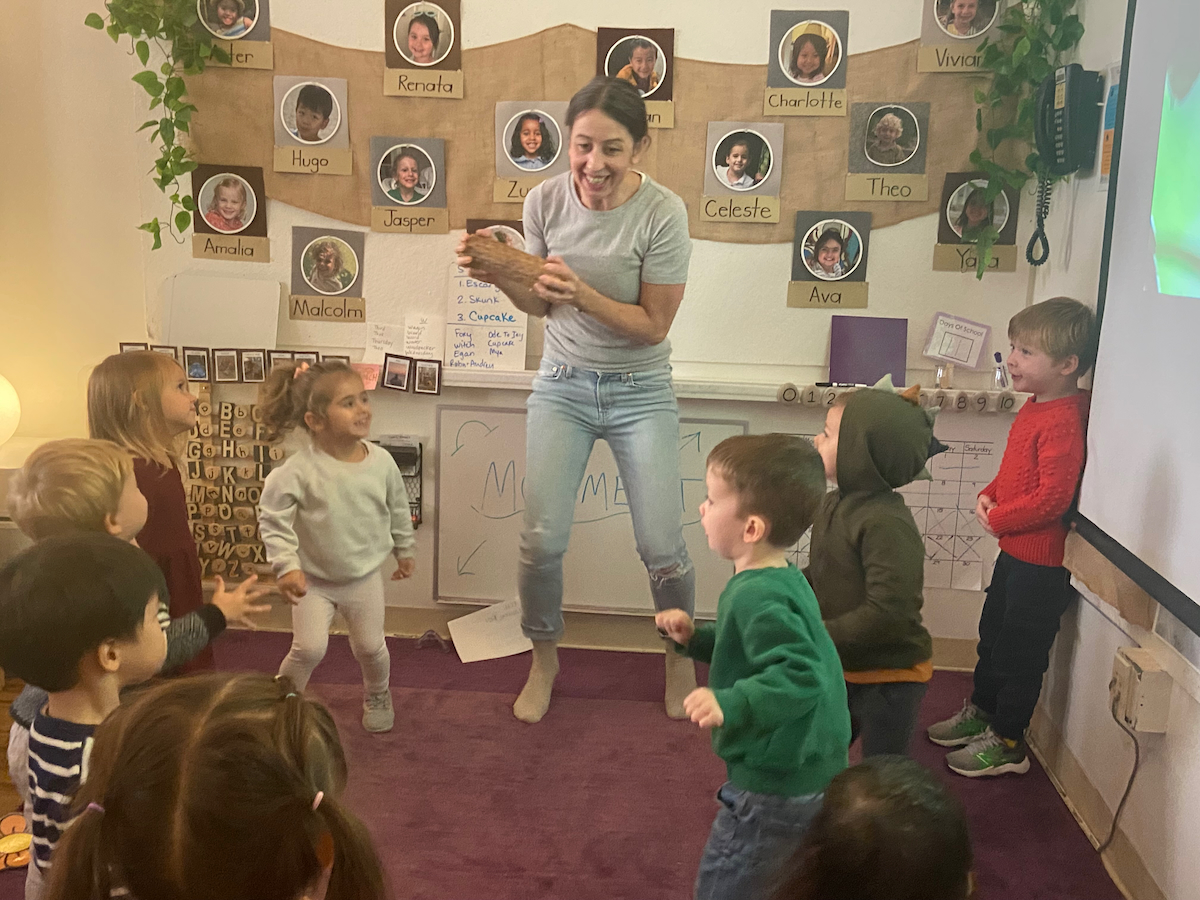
725 142 750 179
215 184 244 221
216 0 239 27
568 109 646 211
795 39 822 78
313 374 371 441
816 237 842 274
295 103 329 142
408 20 434 63
874 118 901 149
1005 336 1077 396
394 155 420 193
629 45 657 81
315 246 341 278
964 195 990 227
951 0 978 30
519 119 542 158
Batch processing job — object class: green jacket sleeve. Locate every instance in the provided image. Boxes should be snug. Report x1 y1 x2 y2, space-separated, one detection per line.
711 600 829 732
684 623 716 663
822 514 925 649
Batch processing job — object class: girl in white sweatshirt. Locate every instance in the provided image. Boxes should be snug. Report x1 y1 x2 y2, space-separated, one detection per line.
257 360 415 733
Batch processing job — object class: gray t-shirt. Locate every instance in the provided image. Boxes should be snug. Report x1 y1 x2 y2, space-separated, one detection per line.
523 171 692 371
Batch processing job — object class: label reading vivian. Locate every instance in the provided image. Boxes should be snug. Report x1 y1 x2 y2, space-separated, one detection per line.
917 46 985 73
699 195 781 224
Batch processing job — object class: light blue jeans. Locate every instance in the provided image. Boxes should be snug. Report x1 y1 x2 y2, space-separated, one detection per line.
519 359 695 640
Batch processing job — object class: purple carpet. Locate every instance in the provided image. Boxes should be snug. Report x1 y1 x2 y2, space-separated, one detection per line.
0 631 1123 900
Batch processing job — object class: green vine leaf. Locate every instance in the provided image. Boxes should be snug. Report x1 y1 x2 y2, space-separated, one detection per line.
84 12 104 29
135 40 149 65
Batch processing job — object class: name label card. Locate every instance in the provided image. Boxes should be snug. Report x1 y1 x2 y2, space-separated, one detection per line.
917 46 985 72
384 69 464 98
288 295 366 322
764 88 847 117
493 176 546 203
933 244 1018 273
787 282 869 308
273 147 353 176
371 207 449 234
845 174 929 202
645 101 675 129
192 234 270 262
699 195 781 223
209 40 273 69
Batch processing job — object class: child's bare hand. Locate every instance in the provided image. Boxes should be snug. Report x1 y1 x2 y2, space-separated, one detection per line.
655 609 694 645
392 557 416 580
975 494 997 536
211 575 272 627
276 570 308 605
684 688 724 729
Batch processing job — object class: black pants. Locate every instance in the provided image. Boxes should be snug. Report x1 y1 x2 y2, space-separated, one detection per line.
971 551 1074 741
847 681 928 757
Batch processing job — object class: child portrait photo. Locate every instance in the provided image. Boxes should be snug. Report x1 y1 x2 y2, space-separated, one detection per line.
938 173 1020 245
792 210 873 283
935 0 1000 38
300 237 359 295
494 102 570 179
865 106 919 167
601 33 670 99
385 0 461 71
273 77 350 149
768 11 849 90
847 103 930 175
370 138 447 209
191 165 268 238
197 0 263 40
711 129 771 191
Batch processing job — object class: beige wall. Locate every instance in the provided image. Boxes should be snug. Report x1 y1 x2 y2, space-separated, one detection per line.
0 1 148 440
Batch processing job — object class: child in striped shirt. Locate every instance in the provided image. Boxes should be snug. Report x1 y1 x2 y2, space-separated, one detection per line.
0 535 169 899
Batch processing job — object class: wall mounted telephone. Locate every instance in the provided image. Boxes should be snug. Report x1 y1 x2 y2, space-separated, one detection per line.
1027 64 1105 265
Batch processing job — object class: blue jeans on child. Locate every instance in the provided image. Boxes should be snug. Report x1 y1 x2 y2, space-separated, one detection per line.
694 782 824 900
519 360 695 640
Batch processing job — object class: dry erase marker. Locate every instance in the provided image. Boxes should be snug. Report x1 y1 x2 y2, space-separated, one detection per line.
815 382 860 388
993 352 1009 390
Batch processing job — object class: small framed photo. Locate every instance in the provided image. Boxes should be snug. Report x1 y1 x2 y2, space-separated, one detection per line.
267 350 294 371
382 354 413 391
213 349 241 383
293 351 320 364
119 342 149 353
322 354 351 364
150 345 179 361
183 347 211 382
413 358 441 395
240 349 267 383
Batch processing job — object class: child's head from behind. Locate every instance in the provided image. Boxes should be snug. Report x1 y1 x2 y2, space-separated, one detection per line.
0 533 166 693
1007 297 1097 393
791 33 828 80
88 350 196 468
295 84 333 142
43 672 386 900
258 360 368 443
207 177 247 223
774 756 972 900
7 439 145 542
702 434 827 557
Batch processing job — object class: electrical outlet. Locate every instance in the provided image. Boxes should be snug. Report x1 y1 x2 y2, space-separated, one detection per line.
1111 647 1172 733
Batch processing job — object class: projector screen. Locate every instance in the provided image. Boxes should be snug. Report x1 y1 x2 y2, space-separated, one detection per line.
1077 0 1200 630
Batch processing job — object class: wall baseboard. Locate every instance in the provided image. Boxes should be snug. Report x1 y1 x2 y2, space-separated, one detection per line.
1029 705 1164 900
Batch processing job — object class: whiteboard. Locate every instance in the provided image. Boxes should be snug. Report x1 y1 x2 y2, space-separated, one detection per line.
435 406 747 617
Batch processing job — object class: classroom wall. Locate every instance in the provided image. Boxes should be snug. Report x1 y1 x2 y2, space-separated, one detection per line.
1024 2 1200 899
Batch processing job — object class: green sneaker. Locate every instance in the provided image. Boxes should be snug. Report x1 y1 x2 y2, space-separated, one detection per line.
927 701 991 747
945 729 1030 777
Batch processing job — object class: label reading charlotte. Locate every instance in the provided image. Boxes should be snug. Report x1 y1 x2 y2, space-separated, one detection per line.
764 88 847 117
700 195 781 223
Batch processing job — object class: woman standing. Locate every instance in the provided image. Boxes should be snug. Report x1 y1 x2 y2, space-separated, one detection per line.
459 77 696 724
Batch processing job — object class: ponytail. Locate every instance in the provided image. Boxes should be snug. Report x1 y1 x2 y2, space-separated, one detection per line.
257 359 358 442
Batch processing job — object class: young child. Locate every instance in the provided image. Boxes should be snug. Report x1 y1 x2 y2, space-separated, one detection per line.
809 379 936 758
509 113 556 170
307 241 353 294
656 434 850 900
929 297 1096 777
292 84 333 143
790 33 829 84
257 361 415 733
942 0 982 36
616 38 660 96
42 672 387 900
88 350 219 672
771 756 973 900
207 0 253 37
4 438 270 835
203 176 247 233
0 534 169 898
806 229 847 280
406 12 439 65
716 139 755 189
384 149 427 205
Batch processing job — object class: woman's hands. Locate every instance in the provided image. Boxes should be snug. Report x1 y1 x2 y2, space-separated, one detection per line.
534 256 592 310
455 231 497 284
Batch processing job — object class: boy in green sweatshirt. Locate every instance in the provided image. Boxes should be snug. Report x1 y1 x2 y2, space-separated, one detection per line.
809 378 937 758
657 434 850 900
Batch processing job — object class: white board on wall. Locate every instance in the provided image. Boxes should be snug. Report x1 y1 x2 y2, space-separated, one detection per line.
435 406 746 617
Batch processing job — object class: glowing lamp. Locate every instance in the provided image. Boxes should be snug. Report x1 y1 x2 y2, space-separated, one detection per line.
0 375 19 447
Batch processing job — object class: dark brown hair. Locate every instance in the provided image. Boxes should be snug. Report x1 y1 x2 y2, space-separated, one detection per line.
43 672 386 900
566 76 649 144
707 434 827 547
773 756 972 900
257 359 361 441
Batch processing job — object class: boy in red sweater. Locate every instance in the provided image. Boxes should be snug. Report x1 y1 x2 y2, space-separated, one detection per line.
928 297 1096 777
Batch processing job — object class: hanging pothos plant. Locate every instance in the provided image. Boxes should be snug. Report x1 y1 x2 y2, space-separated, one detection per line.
968 0 1086 277
85 1 230 249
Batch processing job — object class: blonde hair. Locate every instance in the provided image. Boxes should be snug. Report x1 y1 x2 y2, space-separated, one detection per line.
206 177 247 215
88 351 186 468
876 113 903 135
1008 297 1098 375
257 360 360 441
7 439 133 540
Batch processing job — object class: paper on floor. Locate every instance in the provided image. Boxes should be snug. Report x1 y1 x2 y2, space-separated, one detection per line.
447 599 533 663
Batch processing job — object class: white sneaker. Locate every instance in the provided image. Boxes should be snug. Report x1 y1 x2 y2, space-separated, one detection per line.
363 690 394 733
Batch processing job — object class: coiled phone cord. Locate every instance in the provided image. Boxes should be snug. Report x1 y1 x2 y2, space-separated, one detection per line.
1026 175 1052 266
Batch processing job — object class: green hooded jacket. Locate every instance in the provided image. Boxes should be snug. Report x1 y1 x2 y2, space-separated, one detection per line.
806 387 934 672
